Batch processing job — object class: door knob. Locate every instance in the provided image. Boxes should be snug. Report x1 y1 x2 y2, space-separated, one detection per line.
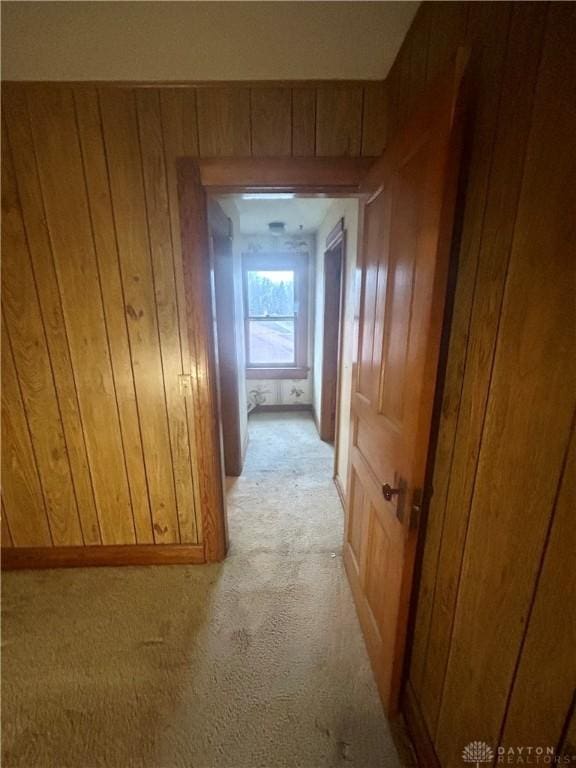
382 483 401 501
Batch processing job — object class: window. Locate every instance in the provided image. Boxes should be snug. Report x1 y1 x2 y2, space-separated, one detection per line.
243 253 309 379
247 270 295 364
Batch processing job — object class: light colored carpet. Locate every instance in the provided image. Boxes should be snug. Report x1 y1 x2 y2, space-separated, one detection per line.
2 412 402 768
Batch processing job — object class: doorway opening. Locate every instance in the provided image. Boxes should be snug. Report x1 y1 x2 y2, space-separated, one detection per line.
179 52 465 710
209 193 358 514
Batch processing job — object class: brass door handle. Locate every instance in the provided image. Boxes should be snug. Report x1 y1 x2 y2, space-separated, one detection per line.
382 483 401 501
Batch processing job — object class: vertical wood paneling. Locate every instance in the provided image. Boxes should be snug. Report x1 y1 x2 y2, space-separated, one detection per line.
500 425 575 748
316 86 363 156
560 709 576 761
291 87 316 157
361 82 388 157
136 89 198 543
1 322 52 547
421 7 513 614
159 87 204 542
3 90 102 546
1 501 14 548
2 77 381 552
435 5 576 759
2 114 84 547
402 5 431 121
197 87 251 157
99 88 180 544
159 88 199 386
425 2 469 84
26 85 135 546
385 57 402 141
378 2 576 765
412 1 546 726
250 87 291 157
74 86 154 544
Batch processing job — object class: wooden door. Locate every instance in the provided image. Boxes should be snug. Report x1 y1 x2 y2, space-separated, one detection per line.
319 236 344 443
344 54 466 714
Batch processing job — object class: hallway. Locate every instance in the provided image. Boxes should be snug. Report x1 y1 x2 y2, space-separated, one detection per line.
227 411 344 555
2 413 402 768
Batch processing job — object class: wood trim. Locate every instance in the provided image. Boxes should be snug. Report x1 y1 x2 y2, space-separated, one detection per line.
3 79 385 90
177 158 228 562
2 544 206 569
320 228 347 453
210 199 244 477
246 367 309 380
401 681 440 768
208 197 232 238
326 216 345 249
319 237 344 442
253 403 312 413
198 157 373 191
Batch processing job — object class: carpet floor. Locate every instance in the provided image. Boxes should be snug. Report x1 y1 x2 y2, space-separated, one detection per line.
2 412 402 768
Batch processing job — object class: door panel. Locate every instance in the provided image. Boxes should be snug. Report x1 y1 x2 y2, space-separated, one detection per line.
379 146 425 426
347 467 366 566
344 53 466 714
357 191 389 403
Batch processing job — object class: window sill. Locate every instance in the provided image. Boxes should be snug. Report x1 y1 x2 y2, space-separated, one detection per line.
246 367 309 380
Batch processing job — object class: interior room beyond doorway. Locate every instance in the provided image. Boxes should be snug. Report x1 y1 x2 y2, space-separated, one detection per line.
213 193 360 503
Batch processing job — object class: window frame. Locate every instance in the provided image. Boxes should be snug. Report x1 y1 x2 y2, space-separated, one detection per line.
242 251 309 379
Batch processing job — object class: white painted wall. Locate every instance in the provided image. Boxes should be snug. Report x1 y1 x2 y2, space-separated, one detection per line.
2 2 418 82
313 198 360 493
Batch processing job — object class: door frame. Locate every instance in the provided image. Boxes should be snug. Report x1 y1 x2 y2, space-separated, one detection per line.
208 198 245 477
318 218 346 450
177 157 372 562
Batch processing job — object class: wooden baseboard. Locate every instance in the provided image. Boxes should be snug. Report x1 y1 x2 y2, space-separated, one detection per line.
1 543 206 570
334 474 346 510
401 681 440 768
252 403 312 413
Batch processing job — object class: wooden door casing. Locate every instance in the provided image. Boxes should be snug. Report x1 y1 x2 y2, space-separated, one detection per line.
319 232 345 443
209 199 244 478
177 157 373 563
344 52 467 715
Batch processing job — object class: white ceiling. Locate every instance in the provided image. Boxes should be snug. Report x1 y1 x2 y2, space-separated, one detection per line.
217 196 337 236
1 1 419 82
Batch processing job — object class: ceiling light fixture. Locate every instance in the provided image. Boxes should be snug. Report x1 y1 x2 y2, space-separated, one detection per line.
268 221 286 236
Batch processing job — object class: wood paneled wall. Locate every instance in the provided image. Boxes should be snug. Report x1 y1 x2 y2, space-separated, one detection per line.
1 81 385 554
387 3 576 764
